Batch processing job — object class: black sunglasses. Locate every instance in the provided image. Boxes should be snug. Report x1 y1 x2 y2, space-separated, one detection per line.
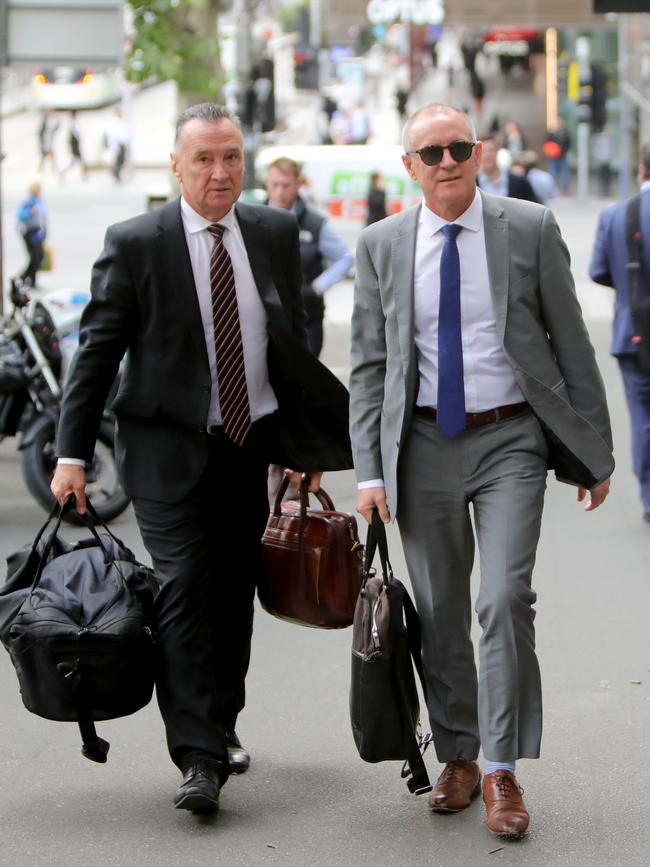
408 141 477 166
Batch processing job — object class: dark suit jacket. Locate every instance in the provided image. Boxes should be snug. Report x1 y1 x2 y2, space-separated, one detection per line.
477 173 538 203
57 198 352 502
589 188 650 356
507 172 538 203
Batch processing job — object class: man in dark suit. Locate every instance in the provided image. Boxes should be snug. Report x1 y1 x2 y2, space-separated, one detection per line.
589 142 650 523
51 103 351 814
477 134 538 202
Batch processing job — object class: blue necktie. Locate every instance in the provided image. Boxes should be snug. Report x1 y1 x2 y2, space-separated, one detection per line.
437 223 465 437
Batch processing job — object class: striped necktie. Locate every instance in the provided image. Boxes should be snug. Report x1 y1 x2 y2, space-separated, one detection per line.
207 223 252 446
437 223 465 437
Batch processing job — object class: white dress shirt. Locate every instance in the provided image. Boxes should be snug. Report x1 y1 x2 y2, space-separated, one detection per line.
358 190 524 490
58 198 278 465
180 197 278 426
414 190 523 412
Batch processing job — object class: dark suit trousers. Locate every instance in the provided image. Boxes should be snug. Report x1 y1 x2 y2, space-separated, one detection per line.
131 416 274 776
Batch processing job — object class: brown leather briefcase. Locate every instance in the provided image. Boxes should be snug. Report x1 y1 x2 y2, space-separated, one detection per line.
259 474 363 628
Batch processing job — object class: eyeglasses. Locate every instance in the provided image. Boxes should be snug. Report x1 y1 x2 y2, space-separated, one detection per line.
407 141 478 166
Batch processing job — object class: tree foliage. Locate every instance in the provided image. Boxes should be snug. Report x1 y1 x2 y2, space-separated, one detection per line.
125 0 224 102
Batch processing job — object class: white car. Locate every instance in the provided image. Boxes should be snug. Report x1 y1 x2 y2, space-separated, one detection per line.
32 66 120 110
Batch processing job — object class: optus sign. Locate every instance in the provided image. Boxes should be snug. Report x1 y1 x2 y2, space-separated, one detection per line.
366 0 445 25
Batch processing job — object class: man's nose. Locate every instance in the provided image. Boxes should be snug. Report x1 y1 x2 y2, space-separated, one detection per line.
439 146 457 167
211 161 229 178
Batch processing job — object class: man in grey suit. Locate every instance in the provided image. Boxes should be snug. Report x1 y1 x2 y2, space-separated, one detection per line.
349 104 614 837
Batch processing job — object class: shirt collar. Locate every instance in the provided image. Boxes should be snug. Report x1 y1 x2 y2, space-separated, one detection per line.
180 196 238 235
641 180 650 193
419 188 483 236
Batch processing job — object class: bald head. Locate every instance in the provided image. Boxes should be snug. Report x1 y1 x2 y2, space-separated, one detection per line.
401 104 476 152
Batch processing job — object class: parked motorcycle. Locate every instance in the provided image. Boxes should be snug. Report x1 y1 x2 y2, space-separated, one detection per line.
0 278 130 525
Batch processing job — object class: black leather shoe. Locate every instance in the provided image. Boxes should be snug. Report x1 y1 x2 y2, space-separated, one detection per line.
174 760 220 814
226 730 251 774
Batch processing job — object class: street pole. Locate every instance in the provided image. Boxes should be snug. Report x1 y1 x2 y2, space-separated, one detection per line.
234 0 255 189
575 35 590 199
0 0 5 312
618 14 631 199
0 67 5 315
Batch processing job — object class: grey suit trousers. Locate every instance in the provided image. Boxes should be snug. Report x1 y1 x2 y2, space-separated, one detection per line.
396 409 548 763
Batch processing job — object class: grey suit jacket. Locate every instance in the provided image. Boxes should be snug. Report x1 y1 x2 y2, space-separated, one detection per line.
349 190 614 518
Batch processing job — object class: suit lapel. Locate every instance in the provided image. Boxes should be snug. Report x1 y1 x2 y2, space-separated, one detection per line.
481 191 509 344
392 206 419 378
155 199 208 360
235 202 276 304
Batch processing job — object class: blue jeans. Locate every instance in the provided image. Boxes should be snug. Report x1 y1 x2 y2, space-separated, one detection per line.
618 355 650 513
549 157 570 194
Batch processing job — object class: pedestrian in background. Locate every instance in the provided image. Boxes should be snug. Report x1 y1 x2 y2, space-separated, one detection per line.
104 108 129 182
589 142 650 523
350 103 613 837
60 111 88 181
478 135 538 202
15 179 47 286
330 107 353 145
511 150 559 205
50 103 352 816
366 171 387 225
265 156 353 358
37 108 59 175
469 71 485 118
503 120 525 159
351 103 370 145
543 117 571 195
592 125 614 198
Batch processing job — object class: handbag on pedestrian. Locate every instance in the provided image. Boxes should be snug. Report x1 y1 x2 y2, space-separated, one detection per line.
259 473 363 628
349 510 432 795
0 497 159 763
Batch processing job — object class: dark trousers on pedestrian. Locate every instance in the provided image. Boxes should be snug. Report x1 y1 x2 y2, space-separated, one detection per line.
20 230 43 285
619 355 650 513
306 317 324 357
131 415 273 781
112 144 126 181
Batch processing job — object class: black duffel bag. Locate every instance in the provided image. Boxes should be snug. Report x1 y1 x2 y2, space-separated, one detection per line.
349 511 432 795
0 497 159 763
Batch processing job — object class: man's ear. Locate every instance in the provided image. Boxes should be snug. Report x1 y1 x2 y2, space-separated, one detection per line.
401 153 415 179
170 153 180 181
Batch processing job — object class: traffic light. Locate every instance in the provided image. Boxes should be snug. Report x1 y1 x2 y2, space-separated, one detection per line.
590 62 607 130
294 45 319 90
577 73 592 124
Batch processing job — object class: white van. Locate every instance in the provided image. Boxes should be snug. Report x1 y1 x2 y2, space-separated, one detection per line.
255 144 421 237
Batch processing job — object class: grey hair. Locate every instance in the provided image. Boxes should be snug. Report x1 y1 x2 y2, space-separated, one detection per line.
174 103 241 146
401 104 477 152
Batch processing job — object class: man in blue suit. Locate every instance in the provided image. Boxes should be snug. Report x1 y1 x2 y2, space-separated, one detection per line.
589 143 650 523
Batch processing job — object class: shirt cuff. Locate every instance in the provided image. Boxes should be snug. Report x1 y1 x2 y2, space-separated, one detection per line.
57 458 86 467
358 479 384 490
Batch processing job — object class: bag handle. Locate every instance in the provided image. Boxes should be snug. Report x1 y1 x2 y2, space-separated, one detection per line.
362 509 392 588
30 495 126 591
271 472 335 517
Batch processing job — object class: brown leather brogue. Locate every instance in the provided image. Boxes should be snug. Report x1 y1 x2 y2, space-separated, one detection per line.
427 761 482 813
482 770 530 837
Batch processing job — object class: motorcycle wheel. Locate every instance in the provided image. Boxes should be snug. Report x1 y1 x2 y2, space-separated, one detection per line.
21 418 131 525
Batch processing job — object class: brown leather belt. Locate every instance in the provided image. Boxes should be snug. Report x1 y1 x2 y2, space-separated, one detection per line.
414 402 529 430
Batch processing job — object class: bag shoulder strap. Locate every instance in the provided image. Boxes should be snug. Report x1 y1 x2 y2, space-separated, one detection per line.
626 193 643 308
